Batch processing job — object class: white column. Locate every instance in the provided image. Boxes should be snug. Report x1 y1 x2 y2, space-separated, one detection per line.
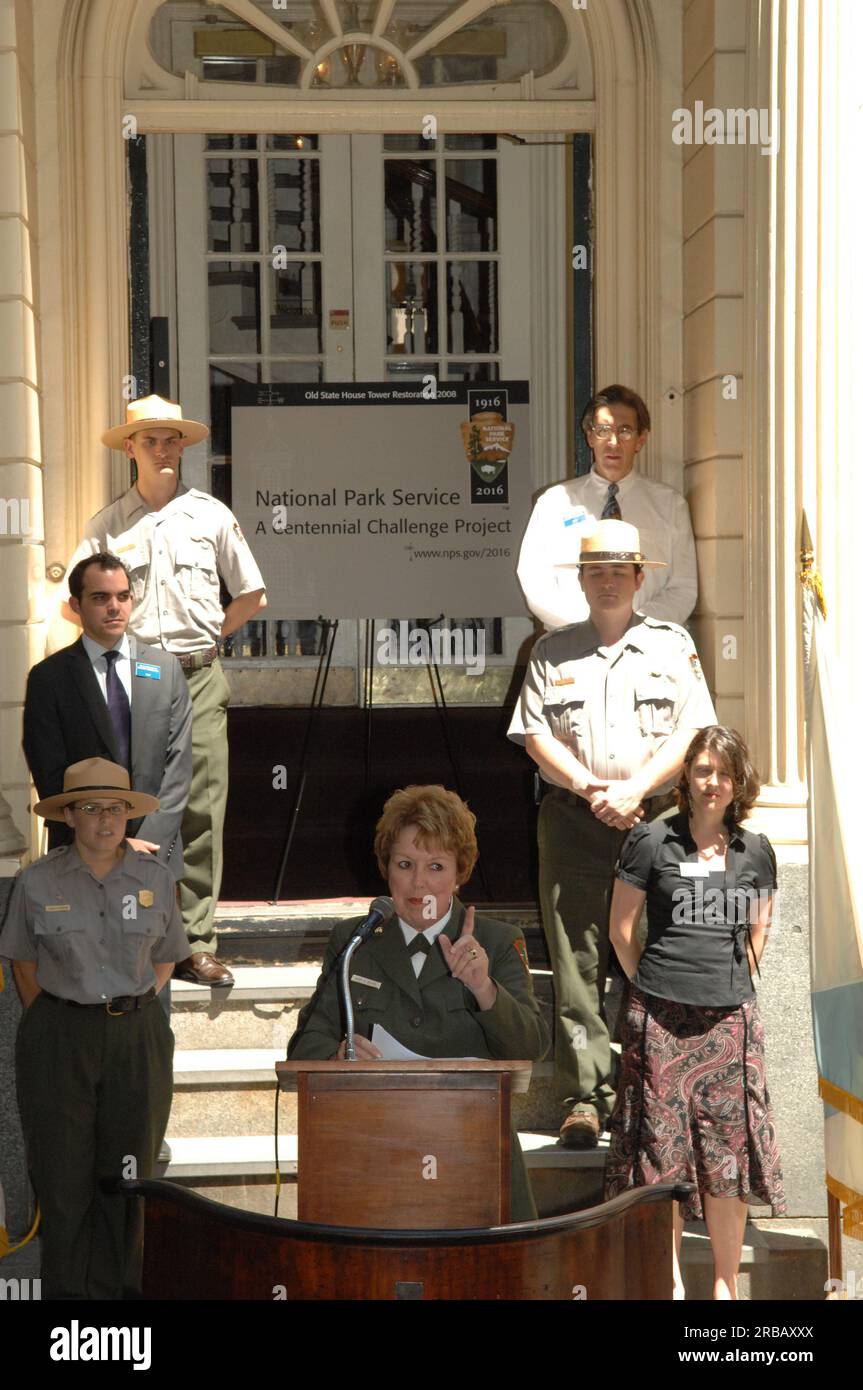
742 0 839 843
527 139 568 486
0 0 44 842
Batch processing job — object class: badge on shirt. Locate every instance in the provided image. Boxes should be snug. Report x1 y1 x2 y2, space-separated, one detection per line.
563 507 588 528
233 522 246 543
45 903 71 912
351 974 381 989
138 890 155 908
134 662 161 681
552 676 575 687
689 653 704 681
680 862 711 877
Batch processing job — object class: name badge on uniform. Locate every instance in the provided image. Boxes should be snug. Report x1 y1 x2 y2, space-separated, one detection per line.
45 903 71 912
350 974 381 989
563 507 588 528
135 662 161 681
552 676 575 687
138 890 155 907
680 862 711 878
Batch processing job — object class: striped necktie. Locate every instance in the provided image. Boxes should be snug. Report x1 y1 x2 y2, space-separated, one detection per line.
601 482 622 519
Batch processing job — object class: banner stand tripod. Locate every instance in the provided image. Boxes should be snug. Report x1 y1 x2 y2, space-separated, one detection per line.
363 616 493 904
271 616 493 904
270 616 339 905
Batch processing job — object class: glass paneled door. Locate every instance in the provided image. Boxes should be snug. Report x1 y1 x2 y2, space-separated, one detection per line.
169 131 535 707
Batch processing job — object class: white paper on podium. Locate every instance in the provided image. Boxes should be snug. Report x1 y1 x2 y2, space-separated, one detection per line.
370 1025 479 1062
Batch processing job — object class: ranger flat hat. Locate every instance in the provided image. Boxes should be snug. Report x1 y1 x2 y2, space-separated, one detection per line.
560 518 667 569
101 394 209 450
34 758 159 821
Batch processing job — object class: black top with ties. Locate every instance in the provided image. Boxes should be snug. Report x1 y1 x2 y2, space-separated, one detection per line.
615 812 778 1007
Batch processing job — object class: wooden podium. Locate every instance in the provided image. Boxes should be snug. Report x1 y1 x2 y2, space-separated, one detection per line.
276 1059 532 1229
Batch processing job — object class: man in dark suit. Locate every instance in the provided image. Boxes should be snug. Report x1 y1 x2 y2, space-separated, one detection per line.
23 553 193 876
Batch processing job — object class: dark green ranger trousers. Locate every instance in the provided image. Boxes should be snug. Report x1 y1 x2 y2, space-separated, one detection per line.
178 658 230 953
538 789 630 1123
16 991 173 1299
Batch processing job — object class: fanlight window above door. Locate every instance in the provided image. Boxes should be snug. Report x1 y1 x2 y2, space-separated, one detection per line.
144 0 589 96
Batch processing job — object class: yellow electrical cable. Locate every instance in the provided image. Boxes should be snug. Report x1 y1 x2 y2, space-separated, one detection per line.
0 1205 41 1258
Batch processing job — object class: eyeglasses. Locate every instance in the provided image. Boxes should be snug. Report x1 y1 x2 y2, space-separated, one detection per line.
73 802 132 817
589 423 638 441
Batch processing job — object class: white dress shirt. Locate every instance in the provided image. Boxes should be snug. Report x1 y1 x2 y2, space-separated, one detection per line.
81 632 132 706
399 901 453 977
516 467 698 630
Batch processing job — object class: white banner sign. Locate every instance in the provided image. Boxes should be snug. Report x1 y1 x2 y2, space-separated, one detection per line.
231 381 532 619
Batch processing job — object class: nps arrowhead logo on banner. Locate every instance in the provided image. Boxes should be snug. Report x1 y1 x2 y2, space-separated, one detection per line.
461 390 514 503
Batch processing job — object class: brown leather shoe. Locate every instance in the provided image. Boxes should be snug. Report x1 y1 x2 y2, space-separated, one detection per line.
173 953 234 987
559 1105 601 1149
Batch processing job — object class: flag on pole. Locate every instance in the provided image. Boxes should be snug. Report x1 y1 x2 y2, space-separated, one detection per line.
801 515 863 1240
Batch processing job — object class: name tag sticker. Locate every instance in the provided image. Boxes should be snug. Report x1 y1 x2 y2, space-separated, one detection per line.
134 662 161 680
351 974 381 990
680 862 711 877
45 903 71 912
563 507 588 528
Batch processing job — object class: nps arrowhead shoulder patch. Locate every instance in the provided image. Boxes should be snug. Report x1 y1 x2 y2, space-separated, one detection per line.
512 937 530 973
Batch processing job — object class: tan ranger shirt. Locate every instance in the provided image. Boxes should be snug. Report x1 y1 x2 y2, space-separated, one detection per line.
64 484 266 654
508 615 716 792
0 844 190 1004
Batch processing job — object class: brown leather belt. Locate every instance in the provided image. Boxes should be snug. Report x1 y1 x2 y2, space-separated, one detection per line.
41 987 157 1015
176 645 218 673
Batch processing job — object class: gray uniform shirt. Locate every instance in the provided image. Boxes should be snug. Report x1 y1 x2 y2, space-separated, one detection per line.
508 614 717 791
0 844 189 1004
64 484 266 654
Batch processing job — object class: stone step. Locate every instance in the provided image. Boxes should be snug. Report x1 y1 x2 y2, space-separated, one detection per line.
169 1049 582 1089
159 1131 599 1182
168 967 556 1052
212 902 550 969
172 962 554 1007
167 1051 562 1134
679 1220 828 1301
171 964 320 1005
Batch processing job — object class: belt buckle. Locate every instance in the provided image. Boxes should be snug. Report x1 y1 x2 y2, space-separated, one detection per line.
106 998 128 1016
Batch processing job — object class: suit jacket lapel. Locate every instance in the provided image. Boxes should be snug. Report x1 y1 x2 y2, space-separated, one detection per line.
68 639 119 761
128 636 146 772
371 918 423 1006
417 898 464 988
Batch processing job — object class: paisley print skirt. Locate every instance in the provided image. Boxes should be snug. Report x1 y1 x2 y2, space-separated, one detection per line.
603 986 786 1221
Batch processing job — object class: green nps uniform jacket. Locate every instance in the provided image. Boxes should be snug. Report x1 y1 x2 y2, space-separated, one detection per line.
288 898 550 1221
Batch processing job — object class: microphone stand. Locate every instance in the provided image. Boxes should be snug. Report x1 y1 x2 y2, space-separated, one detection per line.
340 934 366 1061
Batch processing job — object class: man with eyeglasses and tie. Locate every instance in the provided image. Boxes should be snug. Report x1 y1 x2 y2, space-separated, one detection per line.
0 759 189 1298
516 385 697 630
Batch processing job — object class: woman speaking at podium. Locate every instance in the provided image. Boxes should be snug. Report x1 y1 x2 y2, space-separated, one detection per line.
288 785 550 1220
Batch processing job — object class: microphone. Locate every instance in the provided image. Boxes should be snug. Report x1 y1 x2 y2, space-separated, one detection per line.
349 895 396 946
342 897 396 1059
